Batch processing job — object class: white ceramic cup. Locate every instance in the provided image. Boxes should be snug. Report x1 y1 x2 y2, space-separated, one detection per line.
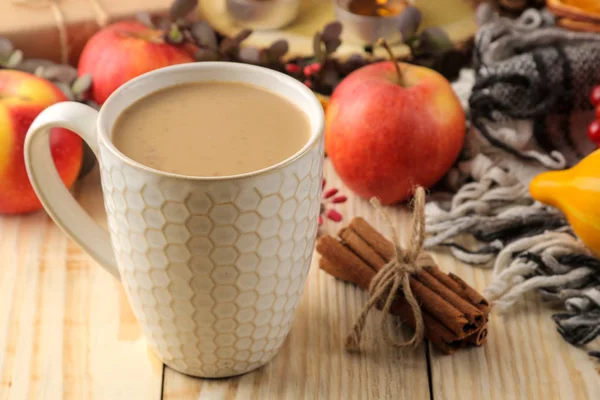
24 62 325 378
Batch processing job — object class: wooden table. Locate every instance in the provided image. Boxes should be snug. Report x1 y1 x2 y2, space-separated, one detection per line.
1 160 599 400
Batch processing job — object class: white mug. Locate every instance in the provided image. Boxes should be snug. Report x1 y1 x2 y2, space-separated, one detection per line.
24 62 325 378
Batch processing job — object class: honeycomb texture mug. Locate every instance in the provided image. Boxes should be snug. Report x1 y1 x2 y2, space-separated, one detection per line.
24 63 325 378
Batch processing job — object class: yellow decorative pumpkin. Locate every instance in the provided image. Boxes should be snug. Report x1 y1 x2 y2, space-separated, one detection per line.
529 149 600 256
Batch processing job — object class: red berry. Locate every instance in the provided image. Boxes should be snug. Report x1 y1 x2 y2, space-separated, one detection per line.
322 178 327 189
332 195 347 204
596 106 600 121
326 209 343 222
310 63 322 73
285 63 301 74
303 80 313 89
588 120 600 143
323 188 338 198
591 86 600 107
303 63 322 77
318 215 323 225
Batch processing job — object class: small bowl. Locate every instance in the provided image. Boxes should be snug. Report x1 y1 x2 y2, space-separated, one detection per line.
334 0 409 44
226 0 300 30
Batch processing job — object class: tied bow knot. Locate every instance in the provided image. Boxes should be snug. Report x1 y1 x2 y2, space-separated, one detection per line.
345 187 430 350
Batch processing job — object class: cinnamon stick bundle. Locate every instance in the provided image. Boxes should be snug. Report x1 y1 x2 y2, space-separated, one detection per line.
317 217 490 354
348 218 490 314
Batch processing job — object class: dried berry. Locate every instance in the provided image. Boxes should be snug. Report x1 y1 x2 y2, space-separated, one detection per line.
319 179 345 227
332 195 347 204
587 120 600 145
326 209 343 222
304 63 322 76
324 188 339 198
285 63 301 74
591 86 600 107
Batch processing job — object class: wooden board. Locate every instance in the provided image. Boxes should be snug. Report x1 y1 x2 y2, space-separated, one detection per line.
199 0 478 59
0 171 163 400
1 160 599 400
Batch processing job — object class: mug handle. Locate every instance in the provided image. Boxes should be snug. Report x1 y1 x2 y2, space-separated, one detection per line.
24 102 119 279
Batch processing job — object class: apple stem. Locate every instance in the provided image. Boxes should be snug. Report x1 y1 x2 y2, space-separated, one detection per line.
377 38 403 86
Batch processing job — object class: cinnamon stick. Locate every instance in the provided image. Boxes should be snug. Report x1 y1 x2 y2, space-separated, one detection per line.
316 236 373 289
425 267 490 314
408 279 476 336
465 325 488 346
390 292 464 355
414 270 484 325
319 257 462 354
317 236 474 345
347 218 489 315
317 217 490 354
339 227 482 335
349 217 395 259
339 227 386 268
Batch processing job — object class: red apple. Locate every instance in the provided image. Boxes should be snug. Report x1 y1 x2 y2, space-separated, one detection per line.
78 21 196 105
0 70 83 214
325 62 465 204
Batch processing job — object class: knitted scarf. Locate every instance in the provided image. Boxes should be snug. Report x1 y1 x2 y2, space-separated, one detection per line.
425 9 600 355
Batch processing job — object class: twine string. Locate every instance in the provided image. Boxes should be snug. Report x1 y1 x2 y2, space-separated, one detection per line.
12 0 109 64
345 187 429 350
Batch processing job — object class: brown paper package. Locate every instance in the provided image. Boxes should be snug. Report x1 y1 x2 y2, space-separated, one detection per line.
0 0 172 66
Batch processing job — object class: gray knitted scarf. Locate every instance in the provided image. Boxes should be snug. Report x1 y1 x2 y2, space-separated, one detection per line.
425 9 600 356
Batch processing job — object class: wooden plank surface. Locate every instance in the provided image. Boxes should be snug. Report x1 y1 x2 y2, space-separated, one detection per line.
1 160 599 399
162 253 430 399
428 253 600 400
0 170 163 400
